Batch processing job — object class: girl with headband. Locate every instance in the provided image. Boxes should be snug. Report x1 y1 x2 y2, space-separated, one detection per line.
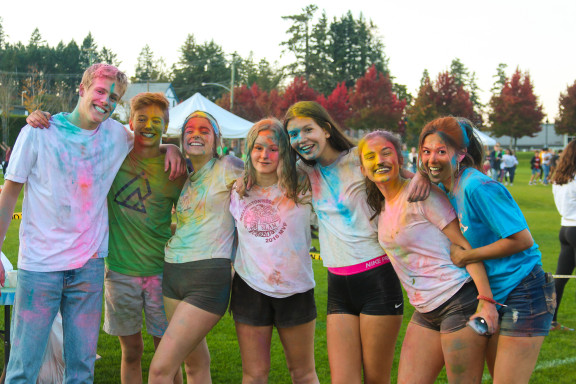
283 101 428 384
149 111 244 383
418 116 555 383
358 130 497 383
229 118 319 383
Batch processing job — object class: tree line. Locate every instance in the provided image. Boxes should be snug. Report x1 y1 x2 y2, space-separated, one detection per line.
1 6 575 152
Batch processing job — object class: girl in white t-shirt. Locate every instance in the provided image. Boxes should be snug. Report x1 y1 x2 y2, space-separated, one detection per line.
230 118 319 383
359 130 498 383
149 111 244 383
284 101 429 383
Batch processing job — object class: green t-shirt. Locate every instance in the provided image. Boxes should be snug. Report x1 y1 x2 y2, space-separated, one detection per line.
106 152 186 276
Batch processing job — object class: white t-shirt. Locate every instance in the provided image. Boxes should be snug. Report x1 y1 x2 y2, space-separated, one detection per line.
378 182 470 313
165 156 243 263
302 148 384 268
6 114 132 272
230 184 315 298
501 154 518 168
553 179 576 226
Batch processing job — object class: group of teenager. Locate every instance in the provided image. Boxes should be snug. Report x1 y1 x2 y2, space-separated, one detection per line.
0 62 555 384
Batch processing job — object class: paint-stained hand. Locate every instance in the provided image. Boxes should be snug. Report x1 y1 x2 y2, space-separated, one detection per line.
450 243 469 267
470 300 499 336
407 171 430 202
26 110 52 129
234 172 251 198
164 144 187 181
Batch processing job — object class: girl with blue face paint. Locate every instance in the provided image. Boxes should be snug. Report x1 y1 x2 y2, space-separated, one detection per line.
284 101 429 384
359 130 498 384
149 111 244 384
419 116 555 384
229 118 319 383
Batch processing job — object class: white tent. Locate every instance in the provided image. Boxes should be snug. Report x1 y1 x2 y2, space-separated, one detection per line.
165 93 253 139
473 128 497 147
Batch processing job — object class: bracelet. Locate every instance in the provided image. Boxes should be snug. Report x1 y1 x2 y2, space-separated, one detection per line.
477 295 507 307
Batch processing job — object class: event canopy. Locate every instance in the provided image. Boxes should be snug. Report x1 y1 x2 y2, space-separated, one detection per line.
165 93 253 139
473 128 497 147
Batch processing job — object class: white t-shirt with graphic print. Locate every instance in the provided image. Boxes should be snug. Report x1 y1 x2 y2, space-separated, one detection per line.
230 184 315 298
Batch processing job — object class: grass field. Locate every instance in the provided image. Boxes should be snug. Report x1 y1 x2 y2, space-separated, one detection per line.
0 151 574 383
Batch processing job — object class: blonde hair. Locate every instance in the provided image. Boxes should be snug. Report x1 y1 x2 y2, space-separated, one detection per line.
81 63 128 98
129 92 170 125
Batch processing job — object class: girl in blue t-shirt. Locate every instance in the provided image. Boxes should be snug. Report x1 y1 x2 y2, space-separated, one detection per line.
418 116 555 384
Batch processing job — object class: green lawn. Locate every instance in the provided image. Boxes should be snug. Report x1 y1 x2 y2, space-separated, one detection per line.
0 151 574 383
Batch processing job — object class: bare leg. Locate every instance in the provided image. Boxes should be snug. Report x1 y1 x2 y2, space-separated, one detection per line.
278 320 320 384
119 333 144 384
359 314 402 384
491 335 545 384
148 297 220 384
153 336 183 384
327 314 362 384
441 326 488 383
398 323 444 384
235 322 273 384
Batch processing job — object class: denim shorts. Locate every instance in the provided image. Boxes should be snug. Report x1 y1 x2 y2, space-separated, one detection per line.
327 262 404 316
163 258 231 316
230 274 317 328
498 265 555 337
411 280 478 333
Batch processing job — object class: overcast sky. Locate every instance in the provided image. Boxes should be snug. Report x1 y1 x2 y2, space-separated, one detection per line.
2 0 574 121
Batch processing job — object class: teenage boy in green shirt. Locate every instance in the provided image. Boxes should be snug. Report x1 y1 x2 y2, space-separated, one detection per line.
103 93 186 383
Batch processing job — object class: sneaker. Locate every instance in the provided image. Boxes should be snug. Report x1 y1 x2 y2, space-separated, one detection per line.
510 183 513 186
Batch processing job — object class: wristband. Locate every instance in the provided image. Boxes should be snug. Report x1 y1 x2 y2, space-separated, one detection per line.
477 295 507 307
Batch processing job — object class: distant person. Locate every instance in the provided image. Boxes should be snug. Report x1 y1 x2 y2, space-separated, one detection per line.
529 150 542 185
1 145 10 175
408 146 418 173
490 143 503 180
542 147 551 184
550 141 576 331
550 149 561 180
502 149 519 186
483 147 492 175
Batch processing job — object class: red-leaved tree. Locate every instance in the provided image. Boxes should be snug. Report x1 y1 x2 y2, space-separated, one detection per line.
317 82 352 129
277 77 319 118
347 65 406 132
556 79 576 135
489 68 544 147
434 71 474 119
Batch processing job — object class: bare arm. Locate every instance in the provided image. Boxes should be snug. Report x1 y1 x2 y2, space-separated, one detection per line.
0 180 24 287
451 228 534 267
443 219 498 333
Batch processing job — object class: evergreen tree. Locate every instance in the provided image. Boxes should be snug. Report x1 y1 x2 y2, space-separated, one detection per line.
281 4 318 80
491 63 508 94
79 32 100 68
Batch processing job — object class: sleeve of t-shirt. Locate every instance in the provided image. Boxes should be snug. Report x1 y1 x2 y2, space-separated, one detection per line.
229 188 240 221
419 184 456 231
467 181 528 239
5 125 38 183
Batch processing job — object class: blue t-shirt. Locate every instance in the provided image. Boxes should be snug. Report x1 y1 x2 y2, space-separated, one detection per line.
441 168 541 304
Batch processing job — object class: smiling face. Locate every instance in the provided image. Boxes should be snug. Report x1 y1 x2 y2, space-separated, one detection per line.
78 77 121 129
286 117 330 163
130 105 166 151
251 130 280 179
360 135 401 185
421 133 458 186
182 117 215 160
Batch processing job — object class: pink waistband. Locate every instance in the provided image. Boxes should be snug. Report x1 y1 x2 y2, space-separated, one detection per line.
328 255 390 276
